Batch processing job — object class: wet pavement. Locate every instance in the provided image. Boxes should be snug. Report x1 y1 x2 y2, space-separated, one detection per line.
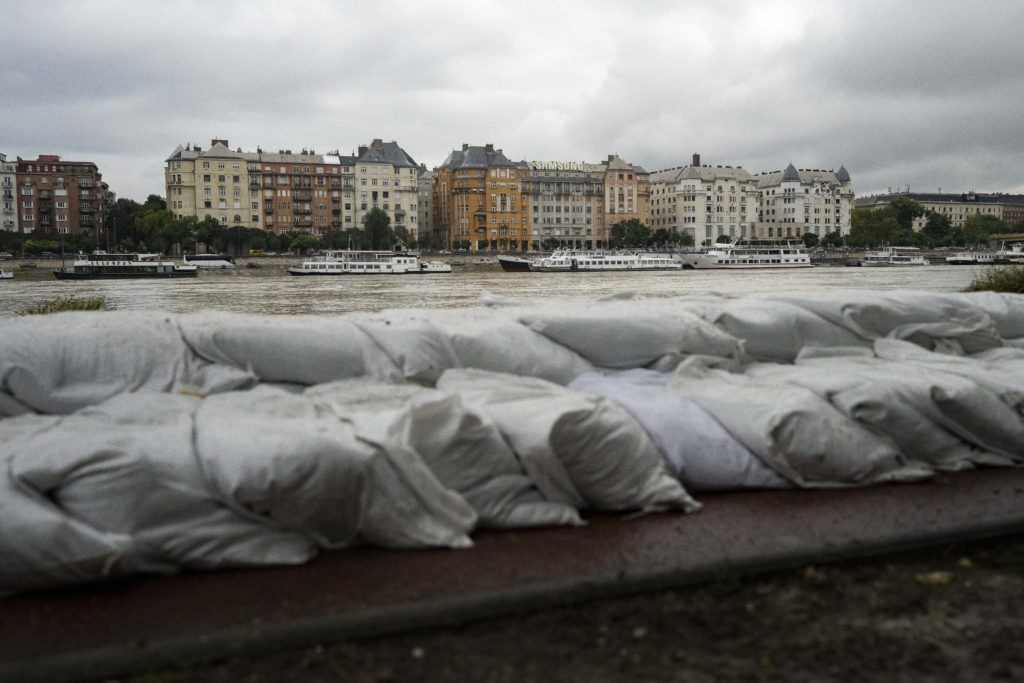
2 467 1023 683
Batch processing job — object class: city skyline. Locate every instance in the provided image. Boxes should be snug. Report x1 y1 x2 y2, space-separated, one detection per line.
3 0 1023 203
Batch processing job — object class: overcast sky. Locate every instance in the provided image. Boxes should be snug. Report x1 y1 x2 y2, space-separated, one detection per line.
3 0 1023 203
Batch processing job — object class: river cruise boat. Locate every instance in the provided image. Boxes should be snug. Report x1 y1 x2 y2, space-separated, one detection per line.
53 253 199 280
945 250 996 265
994 242 1024 264
529 249 683 272
678 240 812 270
859 246 929 267
183 253 236 269
0 265 12 280
288 249 452 275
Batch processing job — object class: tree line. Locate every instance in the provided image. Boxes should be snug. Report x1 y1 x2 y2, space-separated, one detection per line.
0 197 413 256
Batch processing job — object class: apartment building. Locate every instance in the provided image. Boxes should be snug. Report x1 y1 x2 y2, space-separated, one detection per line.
433 143 530 251
417 166 434 245
649 154 760 243
856 191 1004 231
13 154 107 238
755 164 853 239
166 138 419 240
523 161 608 249
1 153 16 232
601 154 649 230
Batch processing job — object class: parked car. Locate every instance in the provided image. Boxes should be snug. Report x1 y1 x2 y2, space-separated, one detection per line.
40 251 59 258
0 251 11 258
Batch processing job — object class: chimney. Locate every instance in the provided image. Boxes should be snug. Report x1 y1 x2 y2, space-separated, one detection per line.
211 139 228 147
372 138 383 148
485 143 494 152
194 146 202 152
692 153 700 167
462 143 469 151
358 145 368 156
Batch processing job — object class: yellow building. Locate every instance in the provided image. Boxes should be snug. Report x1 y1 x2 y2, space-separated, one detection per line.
434 144 530 251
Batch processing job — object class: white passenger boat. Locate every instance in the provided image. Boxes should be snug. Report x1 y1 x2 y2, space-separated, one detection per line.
945 251 996 265
0 265 12 280
994 242 1024 264
679 240 812 270
53 253 198 279
183 253 236 269
859 246 929 267
287 248 452 275
528 249 683 272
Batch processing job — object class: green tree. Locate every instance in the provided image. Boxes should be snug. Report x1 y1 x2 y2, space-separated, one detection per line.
822 231 844 248
802 232 820 248
194 217 223 253
888 197 926 231
922 213 952 246
362 208 395 250
610 219 652 248
289 233 321 253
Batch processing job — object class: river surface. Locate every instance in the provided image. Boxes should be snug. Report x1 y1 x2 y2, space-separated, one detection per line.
0 262 985 319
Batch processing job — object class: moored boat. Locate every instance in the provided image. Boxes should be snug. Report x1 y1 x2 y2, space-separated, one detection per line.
497 254 534 272
859 246 929 267
0 265 12 280
529 249 683 272
994 242 1024 264
679 240 812 270
53 253 199 279
287 248 451 275
946 250 995 265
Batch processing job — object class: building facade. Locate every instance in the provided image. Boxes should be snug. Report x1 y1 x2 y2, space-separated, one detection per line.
12 154 107 240
433 144 530 251
522 161 608 249
648 154 760 243
1 153 16 233
755 163 853 239
600 154 649 232
416 165 434 247
167 138 419 242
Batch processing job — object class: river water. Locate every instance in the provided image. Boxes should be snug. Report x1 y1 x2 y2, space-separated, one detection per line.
0 262 985 319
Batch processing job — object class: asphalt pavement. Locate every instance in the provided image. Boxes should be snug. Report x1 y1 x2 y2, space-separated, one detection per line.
2 466 1023 683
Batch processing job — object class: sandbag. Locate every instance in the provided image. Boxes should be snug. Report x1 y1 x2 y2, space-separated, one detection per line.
7 393 316 578
437 368 701 513
569 370 790 491
306 379 583 529
773 291 1004 355
956 291 1024 339
772 353 1024 467
668 358 931 487
0 311 253 416
0 414 133 594
179 311 402 385
514 297 745 369
195 386 477 549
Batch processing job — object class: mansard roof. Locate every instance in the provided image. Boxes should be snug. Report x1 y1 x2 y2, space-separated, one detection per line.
441 145 521 170
756 166 848 187
357 141 417 168
783 163 800 181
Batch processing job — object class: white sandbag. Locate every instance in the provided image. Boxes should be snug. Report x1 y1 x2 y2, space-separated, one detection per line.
700 297 870 363
0 311 254 416
195 386 477 549
873 338 1024 415
351 316 460 385
569 370 790 491
956 291 1024 339
668 358 931 487
437 368 701 513
0 415 133 594
179 311 402 385
7 393 316 577
777 353 1024 466
305 379 583 529
514 297 744 369
773 291 1004 355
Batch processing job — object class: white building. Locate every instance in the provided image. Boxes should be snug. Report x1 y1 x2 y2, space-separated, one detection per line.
648 154 760 244
755 163 853 239
1 153 16 232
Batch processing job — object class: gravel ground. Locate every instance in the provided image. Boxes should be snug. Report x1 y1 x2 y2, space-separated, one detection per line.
115 532 1024 683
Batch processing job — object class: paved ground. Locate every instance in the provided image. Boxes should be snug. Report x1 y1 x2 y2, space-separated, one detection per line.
2 467 1023 683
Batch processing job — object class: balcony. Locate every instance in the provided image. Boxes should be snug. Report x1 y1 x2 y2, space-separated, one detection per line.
293 190 312 201
249 180 261 190
264 208 274 214
80 216 95 225
293 206 312 214
80 203 93 213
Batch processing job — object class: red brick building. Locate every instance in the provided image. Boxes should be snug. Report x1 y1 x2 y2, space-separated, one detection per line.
15 155 108 240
